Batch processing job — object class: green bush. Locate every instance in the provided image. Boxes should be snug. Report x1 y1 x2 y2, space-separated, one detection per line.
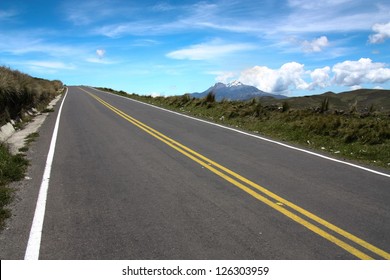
0 144 29 229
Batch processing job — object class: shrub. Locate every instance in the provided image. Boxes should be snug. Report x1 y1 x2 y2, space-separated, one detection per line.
205 91 216 103
0 144 29 229
0 66 63 125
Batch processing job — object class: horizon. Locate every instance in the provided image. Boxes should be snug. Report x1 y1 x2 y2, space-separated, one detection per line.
93 80 389 99
1 0 390 97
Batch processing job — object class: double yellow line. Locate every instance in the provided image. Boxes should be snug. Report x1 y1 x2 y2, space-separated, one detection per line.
82 88 390 260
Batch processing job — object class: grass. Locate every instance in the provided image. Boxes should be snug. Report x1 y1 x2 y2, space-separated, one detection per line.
25 132 39 145
97 87 390 169
17 132 40 154
0 132 36 230
41 108 55 113
0 66 63 126
0 144 29 229
0 66 60 230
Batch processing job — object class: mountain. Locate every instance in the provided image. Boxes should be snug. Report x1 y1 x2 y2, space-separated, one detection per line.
191 81 286 101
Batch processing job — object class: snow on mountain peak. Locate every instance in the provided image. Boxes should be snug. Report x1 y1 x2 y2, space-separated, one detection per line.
227 80 244 87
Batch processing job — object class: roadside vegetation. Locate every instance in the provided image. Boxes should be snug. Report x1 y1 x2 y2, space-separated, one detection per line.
0 144 28 229
98 87 390 169
0 66 63 126
0 66 63 229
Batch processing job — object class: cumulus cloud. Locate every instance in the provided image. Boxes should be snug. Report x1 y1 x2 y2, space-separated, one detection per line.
212 71 236 83
150 92 161 98
308 66 331 90
369 22 390 44
167 40 255 60
332 58 390 86
302 36 329 53
239 62 310 94
350 85 362 90
238 58 390 94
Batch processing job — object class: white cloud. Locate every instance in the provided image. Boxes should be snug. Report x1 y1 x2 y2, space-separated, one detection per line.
239 62 310 94
96 49 106 58
288 0 353 10
167 40 255 60
95 23 133 37
302 36 329 53
350 85 362 90
238 58 390 94
210 71 236 83
86 49 116 64
26 61 75 70
130 39 160 47
332 58 390 86
152 3 176 12
85 57 114 64
150 92 161 98
23 60 75 73
308 66 331 89
95 21 184 37
279 0 390 35
0 33 87 60
369 22 390 44
63 0 135 26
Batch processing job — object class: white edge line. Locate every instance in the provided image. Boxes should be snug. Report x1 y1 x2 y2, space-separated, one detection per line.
24 88 68 260
90 87 390 179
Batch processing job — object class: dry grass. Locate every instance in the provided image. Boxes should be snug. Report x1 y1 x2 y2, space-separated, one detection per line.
0 66 63 229
0 66 63 126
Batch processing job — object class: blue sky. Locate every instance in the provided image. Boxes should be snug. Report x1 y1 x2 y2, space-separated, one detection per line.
1 0 390 96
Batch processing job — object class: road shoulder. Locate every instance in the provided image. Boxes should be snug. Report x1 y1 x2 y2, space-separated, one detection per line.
0 94 64 259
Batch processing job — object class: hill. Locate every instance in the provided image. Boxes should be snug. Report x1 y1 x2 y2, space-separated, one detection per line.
269 89 390 113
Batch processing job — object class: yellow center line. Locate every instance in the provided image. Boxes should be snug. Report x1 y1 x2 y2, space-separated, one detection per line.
81 87 390 260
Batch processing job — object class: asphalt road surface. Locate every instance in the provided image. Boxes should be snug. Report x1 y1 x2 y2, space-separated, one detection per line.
1 86 390 260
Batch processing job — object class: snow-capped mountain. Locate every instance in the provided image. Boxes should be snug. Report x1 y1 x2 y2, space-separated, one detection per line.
227 80 244 87
191 81 286 101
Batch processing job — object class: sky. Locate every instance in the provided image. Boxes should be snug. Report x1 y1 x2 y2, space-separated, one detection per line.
0 0 390 97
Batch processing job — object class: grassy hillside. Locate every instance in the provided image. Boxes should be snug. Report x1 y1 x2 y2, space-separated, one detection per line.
98 87 390 170
0 66 63 229
0 66 63 126
262 89 390 113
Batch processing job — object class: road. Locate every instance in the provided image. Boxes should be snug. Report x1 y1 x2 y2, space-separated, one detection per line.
2 86 390 259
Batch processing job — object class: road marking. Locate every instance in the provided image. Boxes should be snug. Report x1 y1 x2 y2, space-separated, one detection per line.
91 86 390 179
24 89 68 260
82 87 390 260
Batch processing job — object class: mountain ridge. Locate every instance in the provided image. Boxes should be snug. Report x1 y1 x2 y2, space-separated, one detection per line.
283 88 390 112
191 81 287 101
